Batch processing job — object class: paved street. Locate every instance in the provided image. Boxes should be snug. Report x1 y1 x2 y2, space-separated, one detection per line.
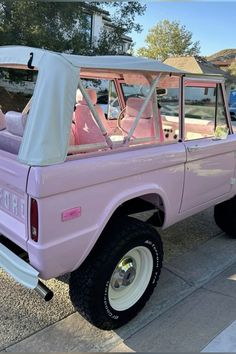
1 207 236 352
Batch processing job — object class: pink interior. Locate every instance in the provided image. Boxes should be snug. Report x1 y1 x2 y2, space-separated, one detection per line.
120 97 164 140
74 89 106 145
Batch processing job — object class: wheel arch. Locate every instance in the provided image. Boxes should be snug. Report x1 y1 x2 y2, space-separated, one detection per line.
99 185 168 232
73 184 168 271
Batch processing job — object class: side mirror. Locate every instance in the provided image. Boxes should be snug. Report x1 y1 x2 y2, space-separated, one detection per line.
214 126 229 140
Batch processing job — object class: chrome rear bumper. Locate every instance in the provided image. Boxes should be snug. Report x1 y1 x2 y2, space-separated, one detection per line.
0 242 54 301
0 242 39 288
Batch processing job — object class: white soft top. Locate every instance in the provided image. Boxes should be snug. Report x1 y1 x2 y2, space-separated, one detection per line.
0 45 184 74
0 46 184 166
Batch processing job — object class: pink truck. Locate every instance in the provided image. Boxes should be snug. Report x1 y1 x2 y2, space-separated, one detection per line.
0 46 236 330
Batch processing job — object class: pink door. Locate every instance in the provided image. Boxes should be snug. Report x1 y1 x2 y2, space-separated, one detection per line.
180 80 236 212
180 136 236 212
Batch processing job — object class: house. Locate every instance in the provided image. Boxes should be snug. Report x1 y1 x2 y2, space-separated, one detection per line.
164 55 235 97
81 4 132 54
164 55 231 76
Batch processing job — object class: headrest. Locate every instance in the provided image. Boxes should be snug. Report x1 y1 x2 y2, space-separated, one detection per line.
5 111 27 137
0 109 6 130
76 88 97 105
126 97 153 119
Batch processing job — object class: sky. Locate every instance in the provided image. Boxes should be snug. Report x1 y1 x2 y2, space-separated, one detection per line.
131 1 236 56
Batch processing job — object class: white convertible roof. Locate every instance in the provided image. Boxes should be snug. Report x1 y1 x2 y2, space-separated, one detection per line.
0 46 184 166
0 45 185 74
66 54 185 75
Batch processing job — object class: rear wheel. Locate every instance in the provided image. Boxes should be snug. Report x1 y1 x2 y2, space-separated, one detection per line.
214 196 236 237
69 216 163 330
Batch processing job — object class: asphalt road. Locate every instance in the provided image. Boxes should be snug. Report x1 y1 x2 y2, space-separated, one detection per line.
0 207 221 351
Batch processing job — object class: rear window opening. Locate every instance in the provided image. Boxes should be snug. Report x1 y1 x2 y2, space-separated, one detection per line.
0 67 37 155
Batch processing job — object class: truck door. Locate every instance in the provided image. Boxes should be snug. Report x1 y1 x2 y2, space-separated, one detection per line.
180 79 236 212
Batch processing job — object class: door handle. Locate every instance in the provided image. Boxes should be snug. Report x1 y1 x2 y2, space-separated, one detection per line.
187 145 199 152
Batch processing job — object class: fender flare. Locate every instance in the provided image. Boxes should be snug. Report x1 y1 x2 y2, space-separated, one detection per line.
72 183 170 271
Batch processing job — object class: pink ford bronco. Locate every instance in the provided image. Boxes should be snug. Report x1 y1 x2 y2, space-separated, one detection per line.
0 46 235 330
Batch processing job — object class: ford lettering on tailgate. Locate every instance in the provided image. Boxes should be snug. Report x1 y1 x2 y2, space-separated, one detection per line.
0 187 25 222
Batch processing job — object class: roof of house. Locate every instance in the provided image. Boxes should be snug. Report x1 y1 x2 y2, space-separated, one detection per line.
211 60 234 67
80 3 110 16
164 56 227 76
102 20 132 42
102 23 132 42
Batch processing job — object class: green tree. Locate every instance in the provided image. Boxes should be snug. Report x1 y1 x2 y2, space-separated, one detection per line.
89 1 145 55
0 1 146 55
137 20 200 61
0 1 90 53
97 2 144 34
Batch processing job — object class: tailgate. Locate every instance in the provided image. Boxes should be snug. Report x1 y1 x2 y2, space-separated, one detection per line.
0 150 30 250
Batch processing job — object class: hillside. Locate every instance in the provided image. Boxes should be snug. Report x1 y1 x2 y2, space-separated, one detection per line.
207 49 236 61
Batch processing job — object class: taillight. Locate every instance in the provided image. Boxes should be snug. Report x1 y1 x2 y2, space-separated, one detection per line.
30 198 38 242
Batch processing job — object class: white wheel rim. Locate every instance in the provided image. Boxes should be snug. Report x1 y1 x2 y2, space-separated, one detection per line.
108 246 153 311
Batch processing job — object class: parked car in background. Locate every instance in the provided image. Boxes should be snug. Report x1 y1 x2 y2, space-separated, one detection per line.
230 102 236 121
229 89 236 106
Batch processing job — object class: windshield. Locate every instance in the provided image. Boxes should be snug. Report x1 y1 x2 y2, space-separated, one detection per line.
121 77 180 118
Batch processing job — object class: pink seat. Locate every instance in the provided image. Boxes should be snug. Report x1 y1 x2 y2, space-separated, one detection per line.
5 111 27 137
120 97 164 141
74 89 108 145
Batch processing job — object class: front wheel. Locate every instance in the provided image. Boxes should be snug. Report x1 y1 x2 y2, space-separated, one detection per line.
69 216 163 330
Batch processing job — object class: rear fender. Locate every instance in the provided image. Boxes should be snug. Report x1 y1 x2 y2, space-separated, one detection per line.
72 183 169 270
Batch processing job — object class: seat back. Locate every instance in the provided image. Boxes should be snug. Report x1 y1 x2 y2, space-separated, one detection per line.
120 97 164 142
120 97 155 139
5 111 27 136
0 111 27 155
74 89 106 145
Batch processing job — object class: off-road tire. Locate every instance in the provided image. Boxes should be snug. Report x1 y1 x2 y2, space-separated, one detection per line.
69 216 163 330
214 196 236 237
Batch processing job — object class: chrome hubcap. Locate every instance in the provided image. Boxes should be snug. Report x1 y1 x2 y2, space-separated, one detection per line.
108 246 154 311
110 257 137 290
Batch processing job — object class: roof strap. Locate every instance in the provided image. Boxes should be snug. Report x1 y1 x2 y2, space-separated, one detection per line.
27 52 34 69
